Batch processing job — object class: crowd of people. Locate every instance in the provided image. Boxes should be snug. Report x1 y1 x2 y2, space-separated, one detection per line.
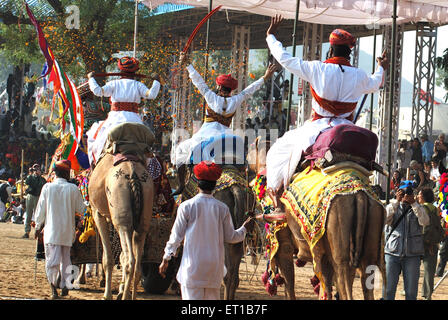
392 132 447 196
384 132 448 300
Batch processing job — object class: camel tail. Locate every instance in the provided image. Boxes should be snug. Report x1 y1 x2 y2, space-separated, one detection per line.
129 165 143 232
351 192 368 268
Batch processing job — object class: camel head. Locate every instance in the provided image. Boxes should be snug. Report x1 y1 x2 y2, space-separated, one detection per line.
247 136 271 178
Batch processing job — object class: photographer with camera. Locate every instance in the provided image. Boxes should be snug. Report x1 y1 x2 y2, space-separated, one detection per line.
22 164 46 239
384 181 430 300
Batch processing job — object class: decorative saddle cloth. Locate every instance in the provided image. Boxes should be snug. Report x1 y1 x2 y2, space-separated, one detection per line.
103 122 155 164
188 134 245 166
280 164 380 250
183 166 247 200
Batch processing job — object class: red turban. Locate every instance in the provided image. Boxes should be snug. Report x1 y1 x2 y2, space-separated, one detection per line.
216 74 238 91
53 160 71 172
118 56 139 73
7 178 15 185
193 161 222 182
329 29 356 48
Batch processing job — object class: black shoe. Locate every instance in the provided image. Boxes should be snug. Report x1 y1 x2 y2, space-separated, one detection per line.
50 284 59 300
61 287 69 296
22 233 29 239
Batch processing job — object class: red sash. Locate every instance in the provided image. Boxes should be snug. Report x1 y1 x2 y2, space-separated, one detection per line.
111 102 140 113
309 57 357 120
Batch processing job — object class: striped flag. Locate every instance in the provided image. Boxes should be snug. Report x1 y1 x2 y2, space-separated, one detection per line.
25 1 85 170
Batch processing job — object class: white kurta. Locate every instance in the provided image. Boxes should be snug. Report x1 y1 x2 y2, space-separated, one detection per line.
34 178 86 247
265 34 384 191
173 64 265 167
86 77 160 164
163 193 247 289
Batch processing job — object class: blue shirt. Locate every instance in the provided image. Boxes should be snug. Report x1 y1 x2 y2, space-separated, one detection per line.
422 140 434 163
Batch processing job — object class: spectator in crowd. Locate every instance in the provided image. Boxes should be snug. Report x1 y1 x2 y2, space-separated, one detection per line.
390 170 402 197
421 134 434 164
23 164 47 239
434 133 448 166
410 160 430 191
384 181 429 300
429 158 441 183
410 138 423 165
419 188 444 300
0 178 14 220
397 140 412 177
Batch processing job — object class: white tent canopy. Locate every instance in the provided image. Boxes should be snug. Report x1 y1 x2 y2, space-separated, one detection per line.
143 0 448 25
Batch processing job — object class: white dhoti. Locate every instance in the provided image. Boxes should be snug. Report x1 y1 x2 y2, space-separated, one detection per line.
44 244 72 288
266 117 353 191
180 285 221 300
173 121 244 167
86 110 143 164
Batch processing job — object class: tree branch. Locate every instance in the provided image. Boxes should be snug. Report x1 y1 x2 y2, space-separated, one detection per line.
0 11 34 26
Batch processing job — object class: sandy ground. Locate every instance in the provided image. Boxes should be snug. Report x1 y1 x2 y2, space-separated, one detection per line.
1 221 447 301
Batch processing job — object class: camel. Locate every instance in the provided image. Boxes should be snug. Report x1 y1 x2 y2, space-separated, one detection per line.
180 164 255 300
89 124 154 300
247 137 386 300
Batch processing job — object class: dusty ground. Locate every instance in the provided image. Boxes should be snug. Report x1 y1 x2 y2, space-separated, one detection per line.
1 221 447 301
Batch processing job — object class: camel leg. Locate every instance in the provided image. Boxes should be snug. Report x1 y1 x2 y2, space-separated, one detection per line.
224 242 243 300
275 228 296 300
93 209 113 300
132 231 146 300
117 226 135 300
75 264 86 285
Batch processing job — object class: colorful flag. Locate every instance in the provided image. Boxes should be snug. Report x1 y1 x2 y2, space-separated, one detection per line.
25 1 85 170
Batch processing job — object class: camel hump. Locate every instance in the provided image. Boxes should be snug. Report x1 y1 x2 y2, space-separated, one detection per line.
105 122 155 158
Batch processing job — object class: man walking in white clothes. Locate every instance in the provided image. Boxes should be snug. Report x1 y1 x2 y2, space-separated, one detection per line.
264 16 389 209
159 161 253 300
34 160 86 299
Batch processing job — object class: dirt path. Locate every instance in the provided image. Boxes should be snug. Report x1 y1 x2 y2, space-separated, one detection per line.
1 222 447 300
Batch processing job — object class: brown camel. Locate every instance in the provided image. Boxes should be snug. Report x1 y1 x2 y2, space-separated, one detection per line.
247 138 386 300
89 153 154 300
181 165 255 300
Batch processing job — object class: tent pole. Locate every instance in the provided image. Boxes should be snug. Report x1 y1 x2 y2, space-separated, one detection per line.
133 0 139 58
286 0 300 131
369 28 377 131
202 0 213 122
385 0 398 204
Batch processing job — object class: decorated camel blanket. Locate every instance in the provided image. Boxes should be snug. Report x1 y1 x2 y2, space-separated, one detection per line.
183 166 248 200
280 165 379 251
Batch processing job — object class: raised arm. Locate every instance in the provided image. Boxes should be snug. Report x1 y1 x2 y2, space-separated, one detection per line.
87 72 115 97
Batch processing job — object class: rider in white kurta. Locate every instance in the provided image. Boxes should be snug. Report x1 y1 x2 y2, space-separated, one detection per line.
264 18 388 205
171 52 276 195
86 57 160 165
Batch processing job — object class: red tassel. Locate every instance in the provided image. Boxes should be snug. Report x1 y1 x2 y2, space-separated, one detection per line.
261 270 269 285
295 259 307 268
274 273 285 286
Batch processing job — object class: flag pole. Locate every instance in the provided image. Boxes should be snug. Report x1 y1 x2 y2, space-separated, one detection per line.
286 0 300 131
385 0 398 205
133 0 139 58
369 28 377 131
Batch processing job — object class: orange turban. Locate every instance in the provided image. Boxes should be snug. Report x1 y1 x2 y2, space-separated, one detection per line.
329 29 356 48
118 56 139 73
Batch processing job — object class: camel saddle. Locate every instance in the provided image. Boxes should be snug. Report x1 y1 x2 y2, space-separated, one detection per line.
301 124 385 175
104 122 155 165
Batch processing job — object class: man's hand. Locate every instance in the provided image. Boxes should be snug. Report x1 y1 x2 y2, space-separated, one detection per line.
151 72 160 82
377 50 389 71
87 72 95 79
179 51 190 67
267 15 283 37
263 63 278 81
159 259 169 278
242 217 255 233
